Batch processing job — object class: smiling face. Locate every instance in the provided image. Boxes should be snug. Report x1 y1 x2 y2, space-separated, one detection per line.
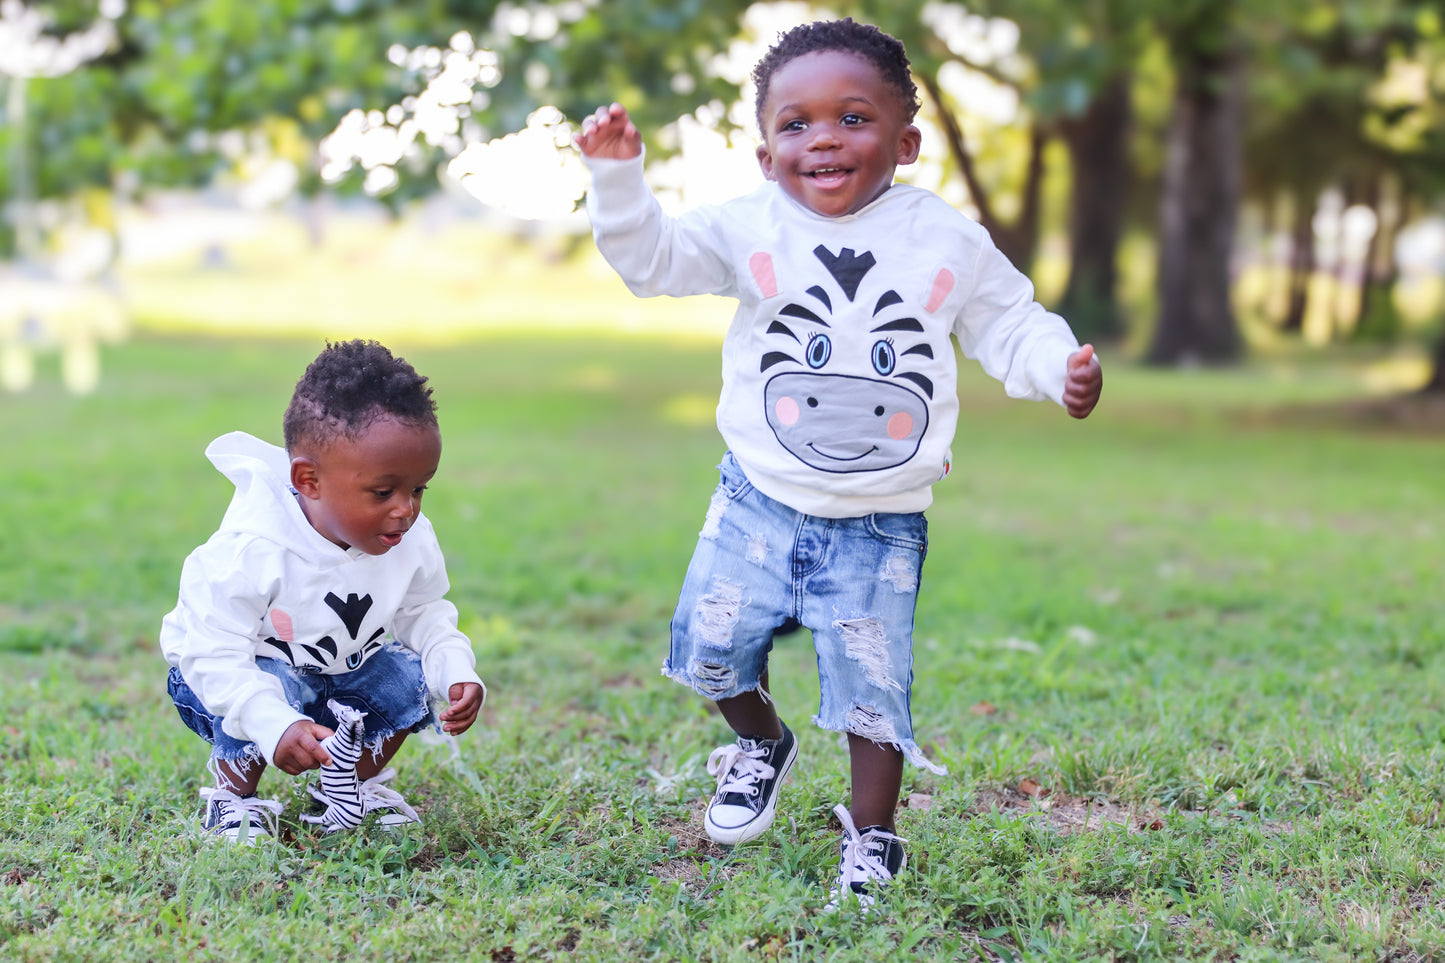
755 49 921 218
764 371 929 472
291 414 442 555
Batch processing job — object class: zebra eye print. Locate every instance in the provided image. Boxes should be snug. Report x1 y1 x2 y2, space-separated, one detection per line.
806 334 832 369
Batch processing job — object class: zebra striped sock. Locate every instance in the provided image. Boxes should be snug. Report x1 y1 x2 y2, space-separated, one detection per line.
314 699 367 831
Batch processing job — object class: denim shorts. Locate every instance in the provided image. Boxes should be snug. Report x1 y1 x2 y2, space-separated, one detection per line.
168 641 435 767
665 451 944 774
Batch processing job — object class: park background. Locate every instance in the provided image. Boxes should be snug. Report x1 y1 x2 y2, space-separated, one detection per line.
3 1 1445 960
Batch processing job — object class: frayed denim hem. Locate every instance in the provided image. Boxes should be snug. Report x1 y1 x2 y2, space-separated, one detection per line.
813 713 948 776
661 661 773 705
207 743 266 776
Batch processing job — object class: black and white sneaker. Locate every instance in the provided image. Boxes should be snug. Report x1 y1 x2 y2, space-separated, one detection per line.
703 722 798 845
199 786 283 845
824 804 906 913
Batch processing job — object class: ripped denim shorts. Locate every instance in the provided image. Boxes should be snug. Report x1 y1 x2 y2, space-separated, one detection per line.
167 641 435 767
664 451 944 774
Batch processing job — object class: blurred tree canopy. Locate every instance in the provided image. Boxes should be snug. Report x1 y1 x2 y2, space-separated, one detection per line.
2 0 1443 379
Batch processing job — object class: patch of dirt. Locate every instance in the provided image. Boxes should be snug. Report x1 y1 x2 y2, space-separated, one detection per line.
650 810 739 891
4 866 37 885
968 785 1303 838
971 786 1172 836
654 810 731 860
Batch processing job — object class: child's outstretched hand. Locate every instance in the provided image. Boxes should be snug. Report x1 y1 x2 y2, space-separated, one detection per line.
574 103 641 160
273 719 334 775
1063 344 1102 419
439 682 484 735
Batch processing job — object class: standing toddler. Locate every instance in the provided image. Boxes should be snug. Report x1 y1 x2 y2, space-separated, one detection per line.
575 19 1102 908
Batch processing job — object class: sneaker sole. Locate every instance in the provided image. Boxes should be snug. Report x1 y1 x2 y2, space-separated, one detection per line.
703 737 800 846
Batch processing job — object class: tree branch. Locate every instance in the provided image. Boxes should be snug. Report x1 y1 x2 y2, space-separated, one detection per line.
917 72 997 227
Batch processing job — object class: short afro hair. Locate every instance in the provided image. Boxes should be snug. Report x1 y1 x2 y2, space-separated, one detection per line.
752 18 920 132
283 339 437 452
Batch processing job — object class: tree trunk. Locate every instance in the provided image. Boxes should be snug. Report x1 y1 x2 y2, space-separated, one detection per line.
1350 172 1402 342
1057 73 1132 343
1425 335 1445 393
1146 34 1245 365
918 74 1046 271
1280 191 1314 333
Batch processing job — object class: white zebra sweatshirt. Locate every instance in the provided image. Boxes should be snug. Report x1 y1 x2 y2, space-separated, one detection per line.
584 152 1081 517
159 432 483 766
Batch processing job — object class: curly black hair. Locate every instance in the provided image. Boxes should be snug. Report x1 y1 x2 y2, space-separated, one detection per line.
752 18 920 132
283 339 437 452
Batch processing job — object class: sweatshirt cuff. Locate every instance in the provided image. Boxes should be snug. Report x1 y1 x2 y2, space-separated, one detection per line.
228 696 309 768
582 151 653 222
1027 335 1078 406
429 649 486 705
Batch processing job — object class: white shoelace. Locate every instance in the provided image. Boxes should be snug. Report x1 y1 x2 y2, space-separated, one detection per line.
357 767 421 824
828 804 904 911
199 786 283 839
706 742 776 797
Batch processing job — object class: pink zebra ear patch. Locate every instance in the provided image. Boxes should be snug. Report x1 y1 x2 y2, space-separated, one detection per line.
270 609 294 642
925 268 955 313
750 252 778 298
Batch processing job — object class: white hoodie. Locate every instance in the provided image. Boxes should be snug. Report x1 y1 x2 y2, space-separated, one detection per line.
584 153 1081 517
159 431 483 766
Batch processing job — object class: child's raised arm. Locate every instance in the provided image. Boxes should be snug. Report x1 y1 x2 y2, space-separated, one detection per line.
574 103 642 160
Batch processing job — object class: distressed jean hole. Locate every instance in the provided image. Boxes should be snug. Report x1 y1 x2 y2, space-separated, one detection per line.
835 617 903 693
696 577 745 650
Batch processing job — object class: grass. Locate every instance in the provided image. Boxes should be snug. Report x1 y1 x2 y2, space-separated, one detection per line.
3 330 1445 961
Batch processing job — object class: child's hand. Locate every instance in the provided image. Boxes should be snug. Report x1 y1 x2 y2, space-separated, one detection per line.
439 682 484 735
273 720 334 775
574 103 642 160
1063 344 1102 419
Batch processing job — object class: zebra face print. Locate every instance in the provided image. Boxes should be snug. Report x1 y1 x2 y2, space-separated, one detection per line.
757 245 934 473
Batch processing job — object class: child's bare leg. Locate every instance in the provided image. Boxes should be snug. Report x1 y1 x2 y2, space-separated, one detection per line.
847 734 903 831
356 730 409 781
704 671 797 845
714 672 782 740
212 756 264 795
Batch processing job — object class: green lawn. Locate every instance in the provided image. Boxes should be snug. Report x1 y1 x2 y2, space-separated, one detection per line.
3 331 1445 961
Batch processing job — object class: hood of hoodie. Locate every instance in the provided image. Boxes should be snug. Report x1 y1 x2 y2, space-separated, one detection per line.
204 431 354 560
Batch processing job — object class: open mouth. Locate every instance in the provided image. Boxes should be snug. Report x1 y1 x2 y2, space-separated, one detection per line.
804 167 851 186
378 532 405 548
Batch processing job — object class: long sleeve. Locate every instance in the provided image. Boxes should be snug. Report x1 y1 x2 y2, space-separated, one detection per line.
952 237 1079 406
583 153 740 300
160 537 308 765
391 518 484 703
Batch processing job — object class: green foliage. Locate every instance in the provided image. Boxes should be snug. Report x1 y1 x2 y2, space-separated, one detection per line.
3 332 1445 960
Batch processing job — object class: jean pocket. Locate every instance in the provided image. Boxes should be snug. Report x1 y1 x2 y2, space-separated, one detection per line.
865 511 928 555
716 451 755 500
